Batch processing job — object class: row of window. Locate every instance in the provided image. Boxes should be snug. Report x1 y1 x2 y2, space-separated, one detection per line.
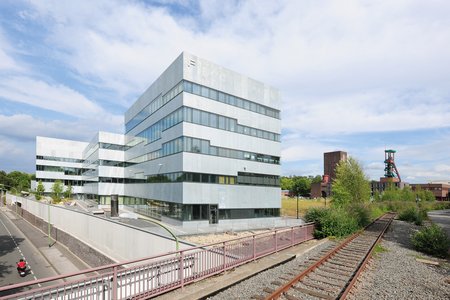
36 165 85 176
125 81 184 132
98 177 146 183
146 172 237 185
35 178 85 186
136 105 280 146
36 156 83 163
145 171 279 187
99 143 131 151
162 136 280 164
125 79 280 133
237 172 280 186
99 160 136 167
183 80 280 119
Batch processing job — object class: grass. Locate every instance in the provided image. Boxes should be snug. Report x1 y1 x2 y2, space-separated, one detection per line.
281 197 329 217
373 243 388 256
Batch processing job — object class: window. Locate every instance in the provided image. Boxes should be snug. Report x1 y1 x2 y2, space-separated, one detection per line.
193 109 200 123
200 111 209 126
201 86 209 97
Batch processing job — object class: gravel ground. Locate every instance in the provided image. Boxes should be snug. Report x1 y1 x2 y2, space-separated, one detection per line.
182 229 271 245
209 219 449 300
349 220 450 300
209 240 337 299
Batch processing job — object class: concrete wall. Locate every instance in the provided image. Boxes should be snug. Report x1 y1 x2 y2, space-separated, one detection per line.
6 194 191 263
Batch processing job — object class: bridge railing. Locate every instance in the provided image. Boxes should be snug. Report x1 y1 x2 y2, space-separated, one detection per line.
0 222 314 299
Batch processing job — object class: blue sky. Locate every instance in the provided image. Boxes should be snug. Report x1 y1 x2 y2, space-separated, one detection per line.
0 0 449 183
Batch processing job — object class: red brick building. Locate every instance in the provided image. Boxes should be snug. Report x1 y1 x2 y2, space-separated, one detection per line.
311 151 347 198
411 183 450 201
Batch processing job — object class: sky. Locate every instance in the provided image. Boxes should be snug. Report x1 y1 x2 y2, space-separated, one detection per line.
0 0 449 183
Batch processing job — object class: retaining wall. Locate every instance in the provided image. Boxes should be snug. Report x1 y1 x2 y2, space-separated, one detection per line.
6 194 188 265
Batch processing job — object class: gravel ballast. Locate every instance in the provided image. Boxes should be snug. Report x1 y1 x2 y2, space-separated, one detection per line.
210 219 449 299
349 219 450 300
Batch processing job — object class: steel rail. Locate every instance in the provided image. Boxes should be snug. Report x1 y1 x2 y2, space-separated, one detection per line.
340 212 395 299
264 212 396 300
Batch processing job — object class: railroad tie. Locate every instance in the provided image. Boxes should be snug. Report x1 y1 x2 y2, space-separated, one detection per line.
291 285 335 300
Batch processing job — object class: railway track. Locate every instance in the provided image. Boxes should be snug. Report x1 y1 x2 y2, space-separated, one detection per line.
253 212 396 300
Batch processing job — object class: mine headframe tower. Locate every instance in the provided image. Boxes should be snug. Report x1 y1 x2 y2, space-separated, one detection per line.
384 149 401 182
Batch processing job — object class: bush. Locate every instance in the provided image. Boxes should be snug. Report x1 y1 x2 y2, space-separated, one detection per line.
411 224 450 258
349 204 371 227
398 206 423 225
305 207 359 238
304 207 328 224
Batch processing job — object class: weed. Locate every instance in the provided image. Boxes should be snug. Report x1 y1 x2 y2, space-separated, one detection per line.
411 224 450 258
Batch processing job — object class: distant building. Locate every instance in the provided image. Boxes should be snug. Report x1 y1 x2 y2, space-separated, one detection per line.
35 52 281 227
310 151 347 198
371 149 409 194
370 180 408 195
410 183 450 201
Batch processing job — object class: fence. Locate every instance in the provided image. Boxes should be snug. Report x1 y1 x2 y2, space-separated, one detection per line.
0 221 314 299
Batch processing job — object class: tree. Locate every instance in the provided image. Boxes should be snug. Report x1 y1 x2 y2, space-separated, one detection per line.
6 171 31 193
332 157 371 207
311 175 323 184
51 180 63 202
63 184 73 199
281 176 294 191
36 180 45 200
290 176 311 198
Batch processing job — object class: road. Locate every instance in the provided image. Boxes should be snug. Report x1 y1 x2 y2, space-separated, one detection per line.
0 207 58 296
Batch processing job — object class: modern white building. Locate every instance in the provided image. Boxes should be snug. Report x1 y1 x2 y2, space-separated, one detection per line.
35 52 281 226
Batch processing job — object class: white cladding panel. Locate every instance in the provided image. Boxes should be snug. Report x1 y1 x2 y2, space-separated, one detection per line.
182 53 280 109
124 182 183 203
183 123 280 157
182 152 280 176
125 54 184 124
182 182 280 208
182 90 280 133
36 136 87 159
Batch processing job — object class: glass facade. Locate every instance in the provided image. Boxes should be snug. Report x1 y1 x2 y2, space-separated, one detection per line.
136 106 280 145
145 171 279 187
125 80 281 133
113 195 280 221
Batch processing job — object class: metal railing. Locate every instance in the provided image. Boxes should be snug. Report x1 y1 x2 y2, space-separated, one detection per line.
0 223 314 299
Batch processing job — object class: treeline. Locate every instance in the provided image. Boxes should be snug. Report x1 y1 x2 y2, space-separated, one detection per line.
0 170 34 193
281 175 322 197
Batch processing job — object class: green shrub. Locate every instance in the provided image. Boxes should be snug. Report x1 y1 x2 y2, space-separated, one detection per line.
411 224 450 258
304 207 328 224
320 208 359 238
349 204 371 227
369 204 386 220
398 206 423 225
305 207 359 238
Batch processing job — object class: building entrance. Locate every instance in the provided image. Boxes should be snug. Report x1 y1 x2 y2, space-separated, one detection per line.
209 205 218 224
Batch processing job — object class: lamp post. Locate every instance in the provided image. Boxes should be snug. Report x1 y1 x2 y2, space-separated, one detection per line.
48 201 52 247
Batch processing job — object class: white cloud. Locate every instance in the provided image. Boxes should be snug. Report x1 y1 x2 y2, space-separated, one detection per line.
1 0 448 181
0 76 106 118
0 29 25 72
0 113 122 142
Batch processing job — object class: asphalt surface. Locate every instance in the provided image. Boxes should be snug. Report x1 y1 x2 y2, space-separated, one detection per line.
0 206 89 297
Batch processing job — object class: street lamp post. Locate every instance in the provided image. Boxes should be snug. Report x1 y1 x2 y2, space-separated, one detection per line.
48 201 52 247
